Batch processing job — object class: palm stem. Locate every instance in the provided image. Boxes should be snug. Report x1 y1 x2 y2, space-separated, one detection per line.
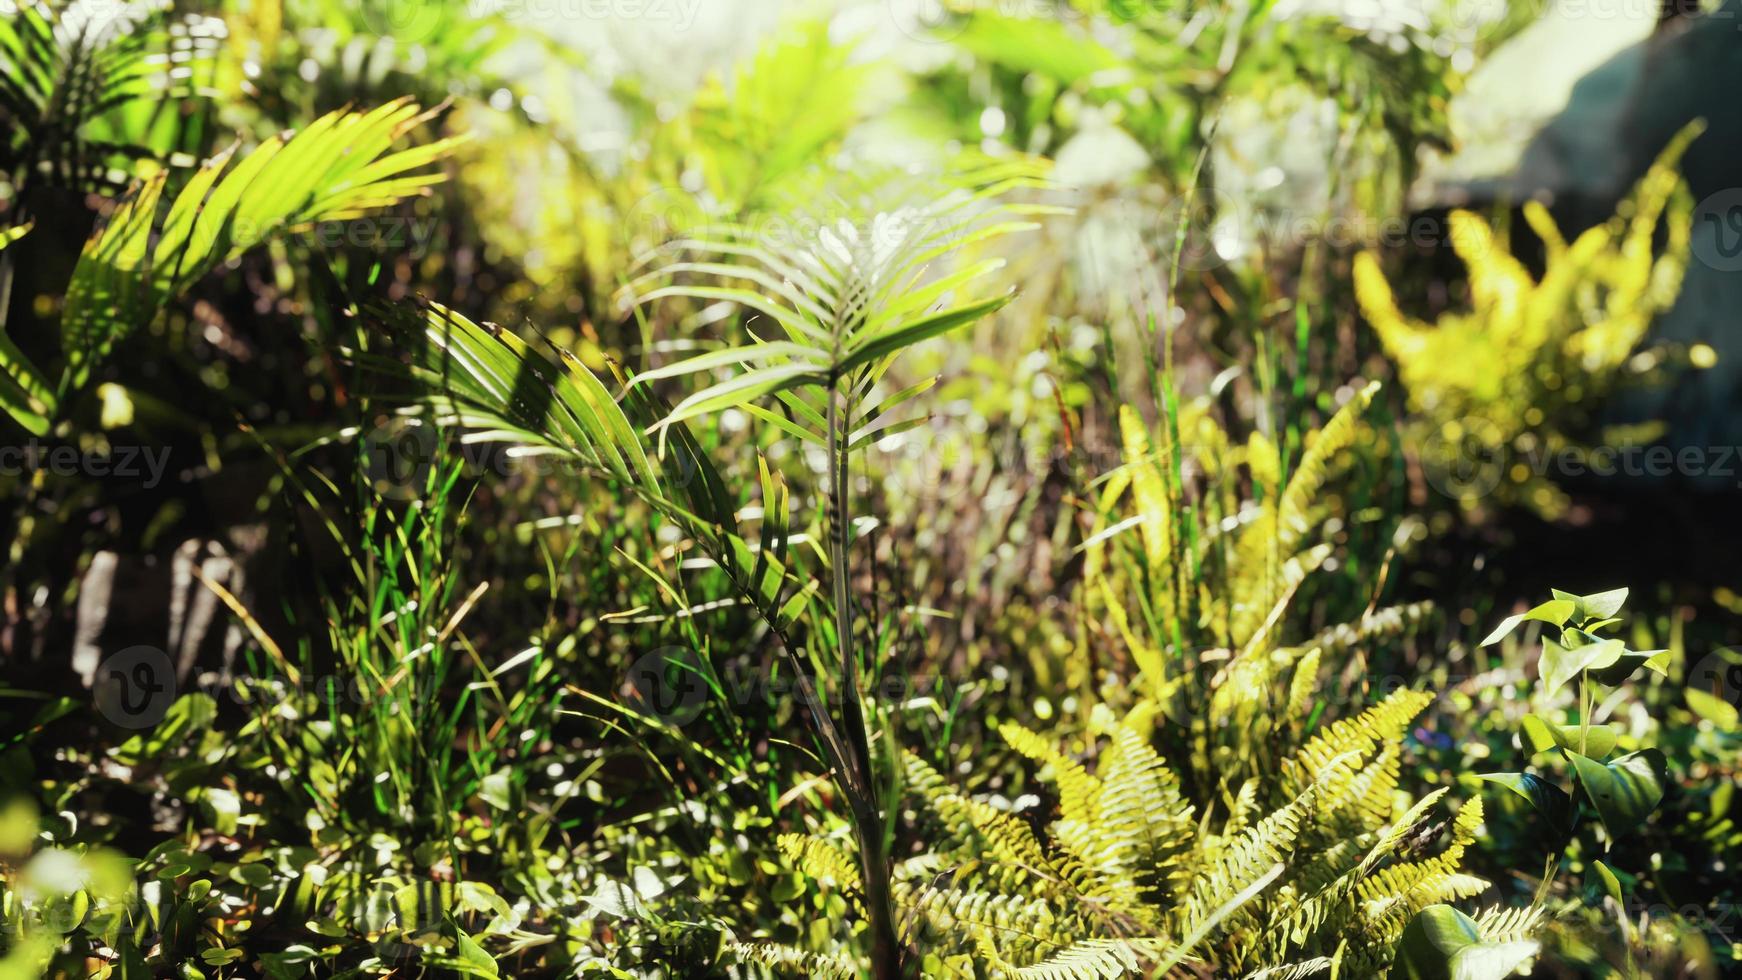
827 383 901 979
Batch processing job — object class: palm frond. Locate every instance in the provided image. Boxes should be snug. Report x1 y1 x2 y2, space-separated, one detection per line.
1 0 224 195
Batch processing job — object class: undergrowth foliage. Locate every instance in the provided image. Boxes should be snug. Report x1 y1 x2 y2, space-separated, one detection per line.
758 689 1511 978
1355 123 1706 516
1 2 1730 978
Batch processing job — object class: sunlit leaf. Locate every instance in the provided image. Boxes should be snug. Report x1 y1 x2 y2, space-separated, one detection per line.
1567 749 1668 843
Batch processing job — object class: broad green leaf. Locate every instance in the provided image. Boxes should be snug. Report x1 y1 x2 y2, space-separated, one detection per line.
1480 599 1576 646
1478 772 1573 832
580 878 648 919
1567 749 1667 843
1551 587 1628 623
1685 688 1740 729
1539 636 1623 696
1591 859 1624 908
478 769 512 810
392 881 449 938
1520 715 1618 759
452 932 499 977
1390 904 1538 980
1585 648 1670 687
200 788 239 838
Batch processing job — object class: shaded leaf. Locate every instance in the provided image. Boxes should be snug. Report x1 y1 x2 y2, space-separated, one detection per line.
1567 749 1667 843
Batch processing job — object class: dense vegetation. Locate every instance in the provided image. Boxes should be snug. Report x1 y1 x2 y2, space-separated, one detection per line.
2 1 1738 977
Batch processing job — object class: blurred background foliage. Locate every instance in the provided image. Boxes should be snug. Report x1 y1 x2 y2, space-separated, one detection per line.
2 0 1740 975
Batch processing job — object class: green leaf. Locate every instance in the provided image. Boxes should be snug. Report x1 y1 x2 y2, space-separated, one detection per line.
1520 715 1618 759
629 341 823 385
1567 749 1668 843
1591 859 1624 908
1551 587 1628 623
59 99 457 397
951 14 1124 85
1390 904 1538 980
200 788 239 837
478 768 512 810
0 222 31 251
452 932 499 977
1585 648 1671 687
1685 688 1740 729
1480 599 1576 646
1477 772 1573 833
581 879 649 920
0 331 55 435
835 293 1012 376
652 362 827 432
1539 636 1623 696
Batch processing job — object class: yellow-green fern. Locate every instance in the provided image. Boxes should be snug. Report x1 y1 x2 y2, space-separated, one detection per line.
1356 122 1706 516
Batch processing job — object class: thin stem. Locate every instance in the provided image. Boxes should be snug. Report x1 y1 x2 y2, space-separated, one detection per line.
827 383 901 980
1578 666 1590 756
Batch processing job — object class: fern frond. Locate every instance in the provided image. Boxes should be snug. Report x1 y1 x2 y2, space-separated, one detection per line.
1242 957 1335 980
1007 937 1177 979
1275 380 1380 557
1000 722 1102 828
1078 725 1195 907
899 880 1080 966
778 833 860 894
932 794 1092 901
1472 903 1547 944
1284 688 1433 798
729 941 859 980
1181 756 1347 934
1285 649 1321 722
